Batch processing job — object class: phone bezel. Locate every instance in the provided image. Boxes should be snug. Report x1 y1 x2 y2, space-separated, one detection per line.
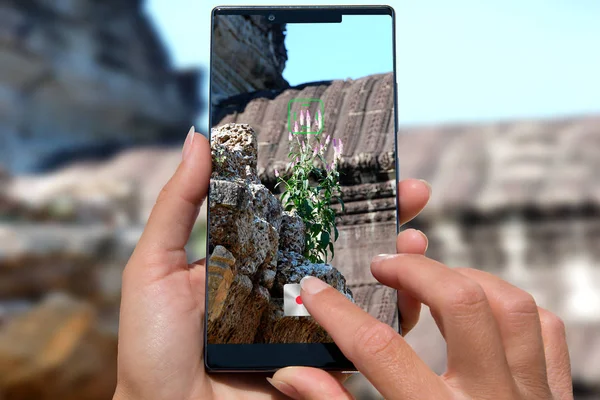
206 5 399 372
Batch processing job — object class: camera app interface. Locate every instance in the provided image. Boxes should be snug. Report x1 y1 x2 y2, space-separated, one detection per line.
208 11 396 344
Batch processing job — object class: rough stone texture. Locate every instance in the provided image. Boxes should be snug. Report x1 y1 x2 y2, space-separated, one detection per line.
279 211 306 254
211 123 260 182
206 276 270 344
206 245 235 321
255 299 331 344
207 123 352 344
213 72 396 185
211 15 288 105
272 251 353 300
208 182 278 276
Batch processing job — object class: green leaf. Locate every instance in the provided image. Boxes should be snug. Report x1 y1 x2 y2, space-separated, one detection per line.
319 231 330 248
334 226 339 241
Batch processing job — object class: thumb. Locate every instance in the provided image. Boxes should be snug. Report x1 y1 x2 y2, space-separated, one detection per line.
127 126 211 281
268 367 355 400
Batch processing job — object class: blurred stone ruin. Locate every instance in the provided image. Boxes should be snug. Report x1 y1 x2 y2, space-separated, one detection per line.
0 4 598 399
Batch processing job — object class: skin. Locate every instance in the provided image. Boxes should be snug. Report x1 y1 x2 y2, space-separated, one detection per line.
114 130 572 400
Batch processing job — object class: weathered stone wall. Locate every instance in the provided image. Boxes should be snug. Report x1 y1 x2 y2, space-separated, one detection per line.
211 15 288 105
0 0 199 172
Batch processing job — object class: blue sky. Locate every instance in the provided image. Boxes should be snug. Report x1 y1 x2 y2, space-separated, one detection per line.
282 15 393 85
145 0 600 130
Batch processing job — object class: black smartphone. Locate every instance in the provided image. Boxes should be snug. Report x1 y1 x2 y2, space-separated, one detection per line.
205 5 398 372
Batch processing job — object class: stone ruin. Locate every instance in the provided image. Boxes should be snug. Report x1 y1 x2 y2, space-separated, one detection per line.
206 123 353 344
213 72 401 329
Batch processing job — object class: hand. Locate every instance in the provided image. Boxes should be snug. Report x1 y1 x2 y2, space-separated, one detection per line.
113 128 433 400
270 258 573 399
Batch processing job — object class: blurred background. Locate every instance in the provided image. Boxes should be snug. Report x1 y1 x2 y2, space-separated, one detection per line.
0 0 599 399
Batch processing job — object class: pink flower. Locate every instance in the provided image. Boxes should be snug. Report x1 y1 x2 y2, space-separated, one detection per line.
289 131 293 140
301 140 306 152
274 169 280 177
299 109 305 127
293 121 299 133
333 138 344 164
325 135 331 146
313 146 318 156
317 109 323 130
306 109 312 129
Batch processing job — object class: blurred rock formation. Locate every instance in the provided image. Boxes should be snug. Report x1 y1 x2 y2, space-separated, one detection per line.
0 293 117 400
206 123 352 344
0 0 199 173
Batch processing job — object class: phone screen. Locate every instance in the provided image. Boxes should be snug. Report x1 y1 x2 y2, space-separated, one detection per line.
207 8 397 347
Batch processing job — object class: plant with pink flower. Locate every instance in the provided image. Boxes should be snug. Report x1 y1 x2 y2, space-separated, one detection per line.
275 128 345 263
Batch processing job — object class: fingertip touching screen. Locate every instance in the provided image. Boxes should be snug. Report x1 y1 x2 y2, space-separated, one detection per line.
208 8 397 345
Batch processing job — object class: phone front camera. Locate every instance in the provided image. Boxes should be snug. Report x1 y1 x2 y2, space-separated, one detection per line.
268 14 275 21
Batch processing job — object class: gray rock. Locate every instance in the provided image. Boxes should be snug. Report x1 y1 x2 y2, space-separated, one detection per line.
272 250 353 301
279 211 305 254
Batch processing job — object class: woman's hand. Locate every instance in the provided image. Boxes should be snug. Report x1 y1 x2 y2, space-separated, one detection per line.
270 257 573 399
113 128 433 400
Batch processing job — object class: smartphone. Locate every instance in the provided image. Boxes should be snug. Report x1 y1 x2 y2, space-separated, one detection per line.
205 5 398 371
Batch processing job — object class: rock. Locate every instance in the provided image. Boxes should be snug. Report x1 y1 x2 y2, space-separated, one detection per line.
250 183 283 231
272 251 353 300
211 124 259 182
279 211 306 254
0 293 117 400
260 269 277 290
255 299 331 344
207 245 235 321
209 206 277 276
207 276 271 344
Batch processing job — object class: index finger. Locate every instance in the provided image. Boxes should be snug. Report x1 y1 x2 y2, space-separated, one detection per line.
299 276 449 400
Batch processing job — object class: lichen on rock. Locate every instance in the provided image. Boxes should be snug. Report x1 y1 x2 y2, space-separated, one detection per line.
207 123 352 344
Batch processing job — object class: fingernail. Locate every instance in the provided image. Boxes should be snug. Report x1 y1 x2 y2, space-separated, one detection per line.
419 179 432 195
372 253 397 263
266 377 300 399
300 276 329 295
182 126 195 161
415 229 429 252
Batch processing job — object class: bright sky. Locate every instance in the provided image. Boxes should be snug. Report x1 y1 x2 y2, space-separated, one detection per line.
144 0 600 131
282 15 393 85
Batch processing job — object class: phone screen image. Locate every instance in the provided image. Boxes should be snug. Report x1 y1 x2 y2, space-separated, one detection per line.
207 8 397 347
